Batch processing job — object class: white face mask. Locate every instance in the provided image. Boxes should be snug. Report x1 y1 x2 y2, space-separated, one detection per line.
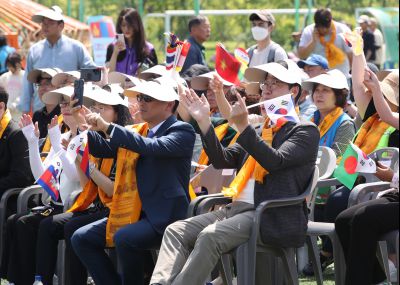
251 26 269 41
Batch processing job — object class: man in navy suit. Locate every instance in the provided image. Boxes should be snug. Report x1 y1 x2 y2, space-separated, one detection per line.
71 80 196 285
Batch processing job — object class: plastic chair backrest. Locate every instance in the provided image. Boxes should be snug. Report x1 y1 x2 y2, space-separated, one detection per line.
363 147 399 183
190 164 235 195
316 146 337 180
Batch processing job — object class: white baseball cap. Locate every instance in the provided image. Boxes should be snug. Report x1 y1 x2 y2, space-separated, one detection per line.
51 71 81 88
190 71 233 90
302 69 349 91
124 80 179 102
138 65 169 80
108 71 143 87
32 6 64 23
27 68 63 83
244 59 302 85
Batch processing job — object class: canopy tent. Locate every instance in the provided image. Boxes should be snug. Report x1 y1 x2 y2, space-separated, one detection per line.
0 0 91 55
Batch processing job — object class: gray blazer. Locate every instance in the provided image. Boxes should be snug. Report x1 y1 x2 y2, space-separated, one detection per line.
201 121 320 248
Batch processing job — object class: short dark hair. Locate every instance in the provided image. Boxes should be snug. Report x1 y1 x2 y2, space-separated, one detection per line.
312 84 348 108
188 16 208 32
5 52 22 69
181 64 210 83
314 8 332 28
0 86 9 108
0 34 7 47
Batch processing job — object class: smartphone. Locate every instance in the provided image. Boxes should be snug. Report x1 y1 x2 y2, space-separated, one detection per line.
80 67 102 82
73 79 84 108
116 34 126 50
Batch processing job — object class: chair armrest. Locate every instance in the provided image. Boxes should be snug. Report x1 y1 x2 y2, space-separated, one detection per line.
63 190 82 211
0 187 24 265
348 181 391 207
196 195 232 215
17 185 44 214
187 193 224 218
316 178 342 188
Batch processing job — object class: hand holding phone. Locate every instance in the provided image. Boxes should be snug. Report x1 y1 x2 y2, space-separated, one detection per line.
73 79 84 108
116 34 126 51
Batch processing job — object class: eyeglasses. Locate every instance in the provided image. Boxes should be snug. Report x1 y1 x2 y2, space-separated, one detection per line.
259 78 286 90
90 105 109 113
59 102 69 108
137 94 155 103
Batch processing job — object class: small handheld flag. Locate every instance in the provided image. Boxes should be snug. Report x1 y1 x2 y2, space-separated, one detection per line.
234 48 249 81
37 157 62 201
164 33 191 73
66 131 88 164
340 31 363 56
79 140 90 177
263 94 300 127
215 43 242 86
333 143 376 189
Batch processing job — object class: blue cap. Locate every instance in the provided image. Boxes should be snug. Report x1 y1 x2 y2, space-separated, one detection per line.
297 54 328 70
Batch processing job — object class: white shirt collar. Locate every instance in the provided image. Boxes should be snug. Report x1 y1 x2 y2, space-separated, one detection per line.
149 120 166 135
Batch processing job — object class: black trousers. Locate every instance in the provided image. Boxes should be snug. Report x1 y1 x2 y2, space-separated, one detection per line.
2 206 63 285
335 198 399 285
36 207 109 285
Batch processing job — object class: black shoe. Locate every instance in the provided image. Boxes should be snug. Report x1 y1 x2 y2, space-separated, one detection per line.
302 254 334 276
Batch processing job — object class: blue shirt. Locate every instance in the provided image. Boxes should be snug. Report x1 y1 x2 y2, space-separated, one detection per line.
180 36 206 74
20 35 95 113
0 45 16 74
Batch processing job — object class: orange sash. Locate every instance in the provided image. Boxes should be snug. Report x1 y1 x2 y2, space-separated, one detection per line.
0 109 11 139
67 158 114 213
312 107 344 139
222 119 285 198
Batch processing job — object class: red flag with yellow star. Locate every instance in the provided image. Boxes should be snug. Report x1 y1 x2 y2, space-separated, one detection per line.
215 43 242 85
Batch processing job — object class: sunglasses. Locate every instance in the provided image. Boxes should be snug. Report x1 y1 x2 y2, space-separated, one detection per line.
137 94 155 103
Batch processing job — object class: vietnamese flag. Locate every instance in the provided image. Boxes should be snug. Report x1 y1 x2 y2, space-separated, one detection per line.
215 43 242 86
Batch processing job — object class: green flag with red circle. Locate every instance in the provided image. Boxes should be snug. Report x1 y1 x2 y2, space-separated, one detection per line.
333 143 376 189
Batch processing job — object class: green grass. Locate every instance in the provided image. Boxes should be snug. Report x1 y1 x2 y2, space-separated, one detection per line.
299 264 336 285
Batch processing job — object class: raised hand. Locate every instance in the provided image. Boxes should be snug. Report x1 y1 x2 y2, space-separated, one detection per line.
70 99 91 129
48 115 60 130
19 114 40 141
85 112 109 133
180 87 210 124
209 73 224 95
228 92 249 133
363 69 381 92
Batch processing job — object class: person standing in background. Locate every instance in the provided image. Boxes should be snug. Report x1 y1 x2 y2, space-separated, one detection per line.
247 9 288 67
180 16 211 74
20 6 95 115
106 8 158 76
298 8 352 78
0 52 24 120
0 33 16 76
370 17 385 69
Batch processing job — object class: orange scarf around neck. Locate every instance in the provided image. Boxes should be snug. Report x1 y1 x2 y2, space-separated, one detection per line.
319 22 346 68
312 107 344 139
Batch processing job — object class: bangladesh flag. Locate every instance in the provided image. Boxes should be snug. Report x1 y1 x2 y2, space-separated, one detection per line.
333 143 376 189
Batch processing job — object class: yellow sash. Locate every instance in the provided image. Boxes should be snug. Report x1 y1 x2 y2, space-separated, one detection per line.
198 123 238 166
42 115 65 154
319 22 346 68
222 119 285 198
0 109 11 139
67 158 114 213
105 123 148 247
354 113 391 155
312 107 344 139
